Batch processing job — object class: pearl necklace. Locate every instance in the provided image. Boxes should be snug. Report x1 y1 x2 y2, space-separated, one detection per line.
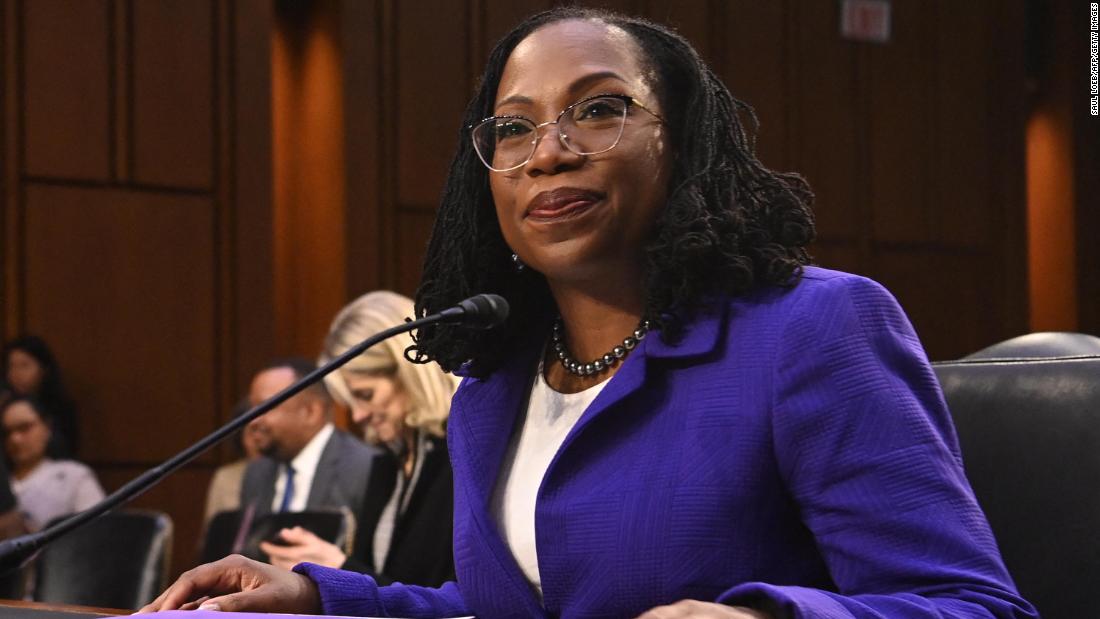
551 318 652 377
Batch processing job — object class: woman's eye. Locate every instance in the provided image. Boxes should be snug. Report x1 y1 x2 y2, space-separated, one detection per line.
574 99 625 122
353 390 374 403
494 120 531 142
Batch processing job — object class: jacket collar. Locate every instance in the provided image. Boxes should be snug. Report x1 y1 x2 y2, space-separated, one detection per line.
453 300 728 485
644 302 727 360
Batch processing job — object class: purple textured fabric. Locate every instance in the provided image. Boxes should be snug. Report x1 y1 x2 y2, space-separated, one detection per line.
295 268 1036 618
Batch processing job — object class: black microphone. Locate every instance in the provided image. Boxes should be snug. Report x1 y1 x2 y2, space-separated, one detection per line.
438 293 510 329
0 294 508 575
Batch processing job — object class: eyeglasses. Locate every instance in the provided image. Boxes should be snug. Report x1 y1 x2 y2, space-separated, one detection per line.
470 94 663 172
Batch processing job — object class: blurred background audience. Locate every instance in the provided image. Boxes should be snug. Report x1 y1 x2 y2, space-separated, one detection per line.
239 359 378 518
202 399 266 526
260 291 458 587
1 337 79 460
1 396 103 532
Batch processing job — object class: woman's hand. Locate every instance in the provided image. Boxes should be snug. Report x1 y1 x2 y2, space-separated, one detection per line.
635 600 773 619
135 554 321 614
260 526 348 570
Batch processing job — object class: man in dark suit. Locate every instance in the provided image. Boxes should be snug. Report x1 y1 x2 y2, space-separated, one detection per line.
239 358 377 518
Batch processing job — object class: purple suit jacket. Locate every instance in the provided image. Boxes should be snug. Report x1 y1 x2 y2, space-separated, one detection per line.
296 267 1036 618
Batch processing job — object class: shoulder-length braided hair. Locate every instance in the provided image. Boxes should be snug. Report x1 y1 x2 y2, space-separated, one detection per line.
410 7 815 378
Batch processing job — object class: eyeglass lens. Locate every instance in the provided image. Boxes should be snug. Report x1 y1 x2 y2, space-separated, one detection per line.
472 96 629 171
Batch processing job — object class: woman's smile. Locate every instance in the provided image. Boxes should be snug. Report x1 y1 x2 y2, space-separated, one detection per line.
525 187 606 223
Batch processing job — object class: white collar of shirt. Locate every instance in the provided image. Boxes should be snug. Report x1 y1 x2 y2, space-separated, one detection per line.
273 422 335 512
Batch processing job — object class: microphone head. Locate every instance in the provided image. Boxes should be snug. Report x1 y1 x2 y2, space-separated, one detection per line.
0 532 45 576
456 294 510 329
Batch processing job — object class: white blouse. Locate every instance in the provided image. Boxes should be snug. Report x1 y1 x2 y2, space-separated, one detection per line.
12 459 105 531
490 363 608 598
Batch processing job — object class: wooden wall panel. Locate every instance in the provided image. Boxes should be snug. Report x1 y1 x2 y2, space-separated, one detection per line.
395 0 470 208
2 0 16 334
717 1 789 169
272 0 347 358
481 0 548 56
645 0 712 64
809 242 862 279
866 0 935 245
226 0 276 450
790 1 863 242
341 0 385 296
23 185 217 463
932 1 990 248
875 250 991 358
394 209 437 297
22 0 111 180
986 0 1028 336
4 0 274 580
131 0 214 189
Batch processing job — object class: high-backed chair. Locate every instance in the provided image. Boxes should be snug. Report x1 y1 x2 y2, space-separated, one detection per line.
932 351 1100 619
200 507 355 565
33 509 172 610
966 331 1100 359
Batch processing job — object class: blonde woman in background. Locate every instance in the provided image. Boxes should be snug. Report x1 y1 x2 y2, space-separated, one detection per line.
260 291 458 587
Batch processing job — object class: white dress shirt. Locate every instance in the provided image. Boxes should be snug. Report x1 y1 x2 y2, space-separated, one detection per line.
272 422 335 513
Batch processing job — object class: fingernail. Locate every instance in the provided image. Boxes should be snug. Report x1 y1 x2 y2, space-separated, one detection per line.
198 602 220 611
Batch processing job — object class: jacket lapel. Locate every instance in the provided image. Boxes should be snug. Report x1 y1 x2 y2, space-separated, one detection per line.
451 347 540 505
450 346 546 616
552 303 728 459
251 458 278 516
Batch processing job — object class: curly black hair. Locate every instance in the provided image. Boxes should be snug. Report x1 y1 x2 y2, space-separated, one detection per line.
410 7 815 377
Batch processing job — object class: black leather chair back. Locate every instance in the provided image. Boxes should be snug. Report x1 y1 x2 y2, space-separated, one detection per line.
966 331 1100 359
34 509 172 610
933 354 1100 619
200 509 245 565
200 508 354 565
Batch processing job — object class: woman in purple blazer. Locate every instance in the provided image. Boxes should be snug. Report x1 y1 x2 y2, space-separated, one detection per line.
142 7 1035 618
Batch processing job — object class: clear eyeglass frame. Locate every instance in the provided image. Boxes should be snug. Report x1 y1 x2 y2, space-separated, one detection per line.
469 93 664 172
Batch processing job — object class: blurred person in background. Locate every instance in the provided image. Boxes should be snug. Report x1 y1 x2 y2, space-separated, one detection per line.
260 291 458 587
203 398 267 525
239 358 377 519
1 396 103 532
0 457 24 599
1 336 78 459
0 460 22 537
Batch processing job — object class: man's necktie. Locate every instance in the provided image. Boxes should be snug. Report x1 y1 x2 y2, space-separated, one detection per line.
278 464 296 513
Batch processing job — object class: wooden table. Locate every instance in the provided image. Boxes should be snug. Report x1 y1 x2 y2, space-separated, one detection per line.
0 599 127 617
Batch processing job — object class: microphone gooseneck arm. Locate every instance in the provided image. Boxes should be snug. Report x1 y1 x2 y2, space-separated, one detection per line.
0 293 508 574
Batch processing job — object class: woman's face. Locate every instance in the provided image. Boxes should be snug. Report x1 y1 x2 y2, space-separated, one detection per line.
6 349 45 395
341 371 410 446
489 19 672 284
2 401 51 468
